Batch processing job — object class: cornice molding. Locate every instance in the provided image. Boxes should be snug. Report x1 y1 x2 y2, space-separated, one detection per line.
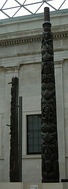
0 31 68 46
0 36 41 46
53 32 68 40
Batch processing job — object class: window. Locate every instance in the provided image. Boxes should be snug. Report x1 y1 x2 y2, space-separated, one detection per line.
27 114 41 154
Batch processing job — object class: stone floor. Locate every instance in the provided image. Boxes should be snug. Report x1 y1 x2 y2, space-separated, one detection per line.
0 183 68 189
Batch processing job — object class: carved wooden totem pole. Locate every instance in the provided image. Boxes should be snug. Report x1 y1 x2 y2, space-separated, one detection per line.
41 7 59 182
10 77 19 182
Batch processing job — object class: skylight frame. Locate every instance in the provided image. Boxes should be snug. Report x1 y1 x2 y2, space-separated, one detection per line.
0 0 67 20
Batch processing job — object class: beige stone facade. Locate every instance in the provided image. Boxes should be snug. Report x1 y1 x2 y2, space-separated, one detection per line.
0 9 68 183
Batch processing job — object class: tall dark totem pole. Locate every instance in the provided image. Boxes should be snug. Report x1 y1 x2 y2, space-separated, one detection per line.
41 7 59 182
10 77 19 182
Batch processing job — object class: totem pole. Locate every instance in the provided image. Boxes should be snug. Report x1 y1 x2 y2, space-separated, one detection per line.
41 7 59 182
10 77 19 182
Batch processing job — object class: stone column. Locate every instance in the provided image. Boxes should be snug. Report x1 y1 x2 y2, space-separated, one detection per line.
41 7 59 182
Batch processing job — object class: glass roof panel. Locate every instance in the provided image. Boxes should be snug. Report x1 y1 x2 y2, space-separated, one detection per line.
15 0 26 3
25 3 43 14
60 0 68 9
0 0 8 8
49 0 67 10
4 7 20 17
37 3 54 13
3 0 19 9
25 0 40 4
13 6 31 17
0 11 8 19
0 0 67 20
